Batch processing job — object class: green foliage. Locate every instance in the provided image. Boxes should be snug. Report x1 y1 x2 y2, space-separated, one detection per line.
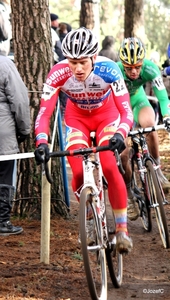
18 241 25 247
49 0 170 66
72 251 83 260
144 0 170 65
99 0 124 51
49 0 80 28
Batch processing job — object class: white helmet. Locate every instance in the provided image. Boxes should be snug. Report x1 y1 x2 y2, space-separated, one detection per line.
61 27 99 59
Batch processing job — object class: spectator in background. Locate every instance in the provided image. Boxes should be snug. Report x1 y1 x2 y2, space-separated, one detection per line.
0 0 11 56
58 22 68 43
50 13 65 63
162 58 170 75
50 14 72 115
50 13 59 32
57 22 69 116
51 13 72 34
162 58 170 99
162 43 170 79
99 35 118 61
0 8 30 235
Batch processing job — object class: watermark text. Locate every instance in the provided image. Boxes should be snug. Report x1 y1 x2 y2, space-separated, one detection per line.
143 288 164 294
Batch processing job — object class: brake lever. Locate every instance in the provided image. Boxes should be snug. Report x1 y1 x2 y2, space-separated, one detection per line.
38 148 53 184
114 149 125 175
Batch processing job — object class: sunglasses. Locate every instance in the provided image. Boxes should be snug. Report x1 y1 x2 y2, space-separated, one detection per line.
124 65 142 71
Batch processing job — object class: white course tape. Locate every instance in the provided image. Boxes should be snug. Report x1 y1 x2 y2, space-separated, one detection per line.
0 152 35 161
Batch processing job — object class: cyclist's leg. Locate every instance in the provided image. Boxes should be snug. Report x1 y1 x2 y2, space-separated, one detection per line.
136 89 170 190
137 102 159 159
121 88 152 220
121 87 147 185
120 137 140 220
121 139 132 188
97 121 133 253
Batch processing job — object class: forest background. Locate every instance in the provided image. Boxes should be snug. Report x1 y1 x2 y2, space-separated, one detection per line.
49 0 170 67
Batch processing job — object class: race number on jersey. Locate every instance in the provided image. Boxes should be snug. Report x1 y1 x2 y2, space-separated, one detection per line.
152 76 165 90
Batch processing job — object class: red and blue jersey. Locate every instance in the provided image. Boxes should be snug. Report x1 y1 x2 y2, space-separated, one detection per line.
35 56 133 146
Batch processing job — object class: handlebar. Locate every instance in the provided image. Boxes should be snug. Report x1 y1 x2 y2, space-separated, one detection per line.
49 144 110 158
128 124 165 137
41 144 125 184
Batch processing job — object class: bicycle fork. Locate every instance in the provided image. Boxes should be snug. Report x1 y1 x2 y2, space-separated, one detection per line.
81 155 108 245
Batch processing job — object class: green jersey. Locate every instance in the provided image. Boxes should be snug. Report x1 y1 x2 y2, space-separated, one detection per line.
117 59 170 122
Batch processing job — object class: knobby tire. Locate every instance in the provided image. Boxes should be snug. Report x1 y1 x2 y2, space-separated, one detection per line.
79 187 107 300
131 156 152 232
145 160 170 248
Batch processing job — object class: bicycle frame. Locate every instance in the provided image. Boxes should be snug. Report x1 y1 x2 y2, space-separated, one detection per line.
129 124 167 203
81 151 106 220
81 154 101 197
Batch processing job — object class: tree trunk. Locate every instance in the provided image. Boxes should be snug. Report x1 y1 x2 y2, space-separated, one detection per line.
80 0 100 38
10 0 65 218
124 0 145 40
80 0 95 29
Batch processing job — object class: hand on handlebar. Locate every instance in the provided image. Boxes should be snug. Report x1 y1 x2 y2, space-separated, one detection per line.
109 133 126 154
163 117 170 133
34 143 50 165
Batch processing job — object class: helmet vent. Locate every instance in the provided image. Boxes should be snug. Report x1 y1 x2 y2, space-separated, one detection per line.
61 27 99 59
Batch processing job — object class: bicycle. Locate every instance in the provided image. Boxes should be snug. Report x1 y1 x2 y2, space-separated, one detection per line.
41 132 125 300
128 124 170 248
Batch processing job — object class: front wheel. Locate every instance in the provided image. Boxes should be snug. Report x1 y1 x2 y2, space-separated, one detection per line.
145 160 170 248
131 155 152 231
79 187 107 300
